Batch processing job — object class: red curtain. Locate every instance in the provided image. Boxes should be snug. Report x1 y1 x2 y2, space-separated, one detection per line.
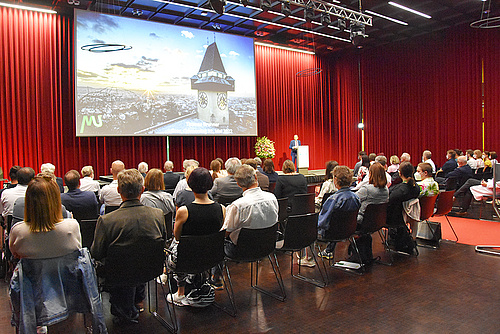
1 9 499 178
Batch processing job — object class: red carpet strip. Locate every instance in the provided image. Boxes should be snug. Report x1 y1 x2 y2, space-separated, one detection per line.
430 216 500 246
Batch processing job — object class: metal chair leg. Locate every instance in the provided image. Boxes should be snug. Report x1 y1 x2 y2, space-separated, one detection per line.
444 215 459 242
475 245 500 256
290 245 327 288
150 276 178 334
250 254 286 301
213 262 237 317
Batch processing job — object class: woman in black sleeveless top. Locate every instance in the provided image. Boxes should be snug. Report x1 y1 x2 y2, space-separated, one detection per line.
167 167 225 307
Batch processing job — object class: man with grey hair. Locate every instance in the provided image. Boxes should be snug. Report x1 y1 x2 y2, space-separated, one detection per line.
210 158 243 203
80 165 100 196
422 150 436 174
92 169 165 325
353 155 392 191
438 155 472 190
163 160 181 190
254 157 263 172
400 153 411 163
222 164 278 257
100 160 125 210
173 159 200 200
40 162 64 192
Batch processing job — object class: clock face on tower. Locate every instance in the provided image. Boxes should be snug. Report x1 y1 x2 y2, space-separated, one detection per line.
217 93 227 110
198 92 208 108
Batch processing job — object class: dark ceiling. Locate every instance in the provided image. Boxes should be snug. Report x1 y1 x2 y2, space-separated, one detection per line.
15 0 500 54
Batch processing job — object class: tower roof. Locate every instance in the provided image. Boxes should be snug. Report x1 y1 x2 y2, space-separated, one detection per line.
198 42 226 74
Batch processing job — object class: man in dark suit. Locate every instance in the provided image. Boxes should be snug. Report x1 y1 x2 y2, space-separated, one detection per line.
289 134 301 168
60 170 99 221
210 158 243 203
91 169 165 325
440 155 473 190
163 160 180 191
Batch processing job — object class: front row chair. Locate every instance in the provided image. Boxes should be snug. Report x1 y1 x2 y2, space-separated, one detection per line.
158 230 236 333
276 212 327 287
432 190 458 242
416 194 439 248
225 223 286 302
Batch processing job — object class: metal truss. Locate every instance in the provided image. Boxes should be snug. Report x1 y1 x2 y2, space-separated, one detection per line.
291 0 372 26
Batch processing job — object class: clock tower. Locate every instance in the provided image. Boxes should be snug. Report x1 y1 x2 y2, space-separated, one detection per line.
191 42 235 126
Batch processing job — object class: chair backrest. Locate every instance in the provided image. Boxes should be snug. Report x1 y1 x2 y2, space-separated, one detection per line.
433 190 455 216
321 192 334 208
281 213 319 251
216 194 242 206
290 193 315 215
445 177 457 191
493 163 500 216
165 188 175 195
228 223 278 262
79 218 98 249
419 194 438 220
277 198 289 225
175 230 225 273
104 205 119 214
268 182 276 193
323 209 359 242
360 202 388 233
164 212 173 240
104 237 165 287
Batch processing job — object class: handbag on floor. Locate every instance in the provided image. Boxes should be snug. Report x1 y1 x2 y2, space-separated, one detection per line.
416 220 442 242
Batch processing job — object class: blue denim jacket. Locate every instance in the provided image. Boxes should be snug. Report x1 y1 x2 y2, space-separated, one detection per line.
9 248 107 334
318 187 361 236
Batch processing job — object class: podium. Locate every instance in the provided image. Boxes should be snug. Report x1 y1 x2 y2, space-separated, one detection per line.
297 145 309 175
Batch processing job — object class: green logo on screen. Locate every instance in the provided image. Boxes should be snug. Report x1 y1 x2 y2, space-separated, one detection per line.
80 115 103 133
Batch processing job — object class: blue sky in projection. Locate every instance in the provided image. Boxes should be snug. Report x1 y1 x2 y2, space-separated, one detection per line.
75 10 256 98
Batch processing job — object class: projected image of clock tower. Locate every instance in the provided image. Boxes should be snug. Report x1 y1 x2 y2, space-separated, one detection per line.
191 42 235 126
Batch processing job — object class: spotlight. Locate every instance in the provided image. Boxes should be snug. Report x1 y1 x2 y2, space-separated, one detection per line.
260 0 272 11
321 12 331 26
132 8 142 16
241 0 248 6
337 18 347 31
209 0 226 15
304 1 314 22
350 23 365 47
357 122 364 129
281 0 291 16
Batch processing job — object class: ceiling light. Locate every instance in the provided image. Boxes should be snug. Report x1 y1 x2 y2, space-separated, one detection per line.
365 10 408 25
350 23 365 47
0 1 57 13
281 0 291 17
304 1 314 22
255 42 315 55
337 18 347 31
321 12 331 26
260 0 272 11
209 0 226 14
357 122 364 129
388 2 431 19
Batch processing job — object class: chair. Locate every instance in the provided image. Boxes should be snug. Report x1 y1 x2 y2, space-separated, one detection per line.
10 248 107 334
268 182 276 193
157 231 236 333
290 193 315 215
79 218 98 249
476 162 500 256
277 197 289 231
415 194 439 248
104 205 119 214
431 190 458 242
316 209 361 277
277 212 326 287
165 188 175 195
320 192 334 208
216 194 242 206
164 212 173 241
225 223 286 302
357 203 390 264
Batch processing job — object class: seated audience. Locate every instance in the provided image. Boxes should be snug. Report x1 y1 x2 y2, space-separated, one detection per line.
386 162 421 227
356 155 370 183
353 150 366 177
422 150 436 174
254 157 264 173
356 163 389 224
1 167 35 219
489 151 498 165
92 169 165 324
454 178 500 215
216 158 227 177
163 160 181 191
437 155 472 190
223 164 278 258
173 166 197 208
245 159 269 192
437 150 457 177
61 170 99 221
140 168 175 215
210 159 223 180
354 155 392 191
317 166 360 260
137 162 148 178
400 152 411 164
210 158 243 203
0 166 21 198
387 155 400 174
315 160 338 209
40 163 64 193
173 159 199 201
262 159 279 184
100 160 125 210
466 149 476 170
473 149 484 169
10 176 81 259
79 166 100 196
416 163 439 197
368 153 377 165
483 151 492 168
167 168 225 307
274 159 307 200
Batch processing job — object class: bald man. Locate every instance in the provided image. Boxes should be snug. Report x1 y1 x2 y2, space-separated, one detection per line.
100 160 125 208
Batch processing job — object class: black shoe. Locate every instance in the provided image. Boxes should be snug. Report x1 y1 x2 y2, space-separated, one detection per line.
112 316 139 326
209 276 224 290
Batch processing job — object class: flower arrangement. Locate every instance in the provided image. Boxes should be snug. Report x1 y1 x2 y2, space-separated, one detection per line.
254 136 276 159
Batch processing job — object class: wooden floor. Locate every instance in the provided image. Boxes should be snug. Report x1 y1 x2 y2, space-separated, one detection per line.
1 234 499 334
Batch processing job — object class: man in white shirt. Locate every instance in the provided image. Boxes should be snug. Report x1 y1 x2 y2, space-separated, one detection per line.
80 165 101 196
100 160 125 210
222 164 278 257
422 150 436 174
0 167 35 219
